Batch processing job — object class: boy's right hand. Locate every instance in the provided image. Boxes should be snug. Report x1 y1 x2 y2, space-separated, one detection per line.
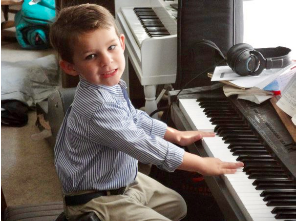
197 157 244 176
178 152 244 176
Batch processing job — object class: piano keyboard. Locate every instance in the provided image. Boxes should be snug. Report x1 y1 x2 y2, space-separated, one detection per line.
179 98 296 221
121 6 176 46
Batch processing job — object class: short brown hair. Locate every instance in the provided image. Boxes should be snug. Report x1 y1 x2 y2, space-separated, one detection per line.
50 4 119 63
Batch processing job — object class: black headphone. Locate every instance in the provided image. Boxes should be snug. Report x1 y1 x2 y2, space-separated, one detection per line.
194 39 292 76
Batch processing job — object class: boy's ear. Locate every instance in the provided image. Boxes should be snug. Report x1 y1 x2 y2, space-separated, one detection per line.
119 34 125 51
59 60 79 76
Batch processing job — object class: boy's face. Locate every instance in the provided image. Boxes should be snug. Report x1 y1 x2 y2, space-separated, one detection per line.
60 27 125 86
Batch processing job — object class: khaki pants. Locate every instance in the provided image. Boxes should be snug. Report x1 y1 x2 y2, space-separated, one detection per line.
65 172 187 221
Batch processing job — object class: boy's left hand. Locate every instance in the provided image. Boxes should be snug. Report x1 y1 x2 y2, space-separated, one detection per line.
175 130 215 146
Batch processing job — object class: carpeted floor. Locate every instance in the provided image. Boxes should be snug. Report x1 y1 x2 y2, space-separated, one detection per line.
1 7 63 207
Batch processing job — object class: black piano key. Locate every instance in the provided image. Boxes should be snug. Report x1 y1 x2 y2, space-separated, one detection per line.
261 189 296 197
244 164 282 172
205 112 238 118
272 206 296 214
224 138 261 144
245 168 285 175
141 22 164 27
254 179 296 190
138 15 158 19
236 155 272 160
133 7 153 11
264 194 296 201
145 27 168 32
135 11 157 16
239 158 277 164
267 199 296 206
148 32 170 37
209 115 242 120
275 211 296 219
218 130 255 136
232 149 269 155
140 18 160 22
215 125 250 133
199 102 232 108
210 119 246 124
248 172 289 179
228 145 266 150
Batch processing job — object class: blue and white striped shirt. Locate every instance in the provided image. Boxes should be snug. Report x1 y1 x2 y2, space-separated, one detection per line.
54 78 184 194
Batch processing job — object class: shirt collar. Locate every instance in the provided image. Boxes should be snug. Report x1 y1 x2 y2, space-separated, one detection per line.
79 77 127 95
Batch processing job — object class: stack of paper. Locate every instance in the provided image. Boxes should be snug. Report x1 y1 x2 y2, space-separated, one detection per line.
211 62 296 104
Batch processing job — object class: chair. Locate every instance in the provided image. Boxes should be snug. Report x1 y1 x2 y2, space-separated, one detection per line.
1 0 23 41
2 188 64 221
2 188 101 221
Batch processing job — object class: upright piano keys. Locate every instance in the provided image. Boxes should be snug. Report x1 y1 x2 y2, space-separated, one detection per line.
170 90 296 221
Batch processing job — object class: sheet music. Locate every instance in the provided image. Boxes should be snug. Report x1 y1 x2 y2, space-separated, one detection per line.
276 73 296 123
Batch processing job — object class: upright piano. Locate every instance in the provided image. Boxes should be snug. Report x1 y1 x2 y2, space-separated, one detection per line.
115 0 178 117
169 89 296 221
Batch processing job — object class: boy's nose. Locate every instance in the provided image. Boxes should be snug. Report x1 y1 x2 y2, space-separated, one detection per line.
100 53 112 66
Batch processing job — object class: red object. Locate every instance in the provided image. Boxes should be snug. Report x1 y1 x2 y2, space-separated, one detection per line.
272 91 281 95
192 177 205 182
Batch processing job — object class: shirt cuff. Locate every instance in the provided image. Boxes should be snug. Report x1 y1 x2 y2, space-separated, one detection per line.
151 119 167 138
162 143 185 172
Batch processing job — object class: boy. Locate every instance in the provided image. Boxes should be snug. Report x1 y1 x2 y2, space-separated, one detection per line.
50 4 243 221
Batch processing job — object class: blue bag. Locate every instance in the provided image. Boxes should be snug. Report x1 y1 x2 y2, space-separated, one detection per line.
14 0 55 50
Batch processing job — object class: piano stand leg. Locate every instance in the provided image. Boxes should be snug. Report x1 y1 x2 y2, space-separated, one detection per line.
144 85 158 119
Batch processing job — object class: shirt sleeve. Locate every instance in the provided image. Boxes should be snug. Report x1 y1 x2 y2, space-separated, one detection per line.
88 102 184 172
130 107 168 138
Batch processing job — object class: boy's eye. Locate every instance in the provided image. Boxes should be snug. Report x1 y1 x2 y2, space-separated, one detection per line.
85 54 96 60
109 45 116 50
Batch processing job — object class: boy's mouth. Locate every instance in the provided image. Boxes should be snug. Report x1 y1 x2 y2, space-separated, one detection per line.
101 69 117 78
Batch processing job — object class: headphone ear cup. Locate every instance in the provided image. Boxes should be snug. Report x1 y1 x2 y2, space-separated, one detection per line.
227 43 254 75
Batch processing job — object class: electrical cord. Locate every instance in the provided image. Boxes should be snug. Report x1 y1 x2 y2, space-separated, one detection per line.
156 59 226 123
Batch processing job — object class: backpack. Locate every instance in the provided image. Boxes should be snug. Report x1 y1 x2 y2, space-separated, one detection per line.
14 0 56 50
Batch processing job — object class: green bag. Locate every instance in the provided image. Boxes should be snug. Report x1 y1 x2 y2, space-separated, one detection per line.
15 0 55 50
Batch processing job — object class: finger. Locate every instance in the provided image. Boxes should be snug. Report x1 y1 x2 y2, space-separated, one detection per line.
200 131 215 137
222 161 244 169
222 168 238 174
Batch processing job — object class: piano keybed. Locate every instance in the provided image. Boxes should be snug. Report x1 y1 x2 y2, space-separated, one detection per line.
178 98 296 221
121 6 176 47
